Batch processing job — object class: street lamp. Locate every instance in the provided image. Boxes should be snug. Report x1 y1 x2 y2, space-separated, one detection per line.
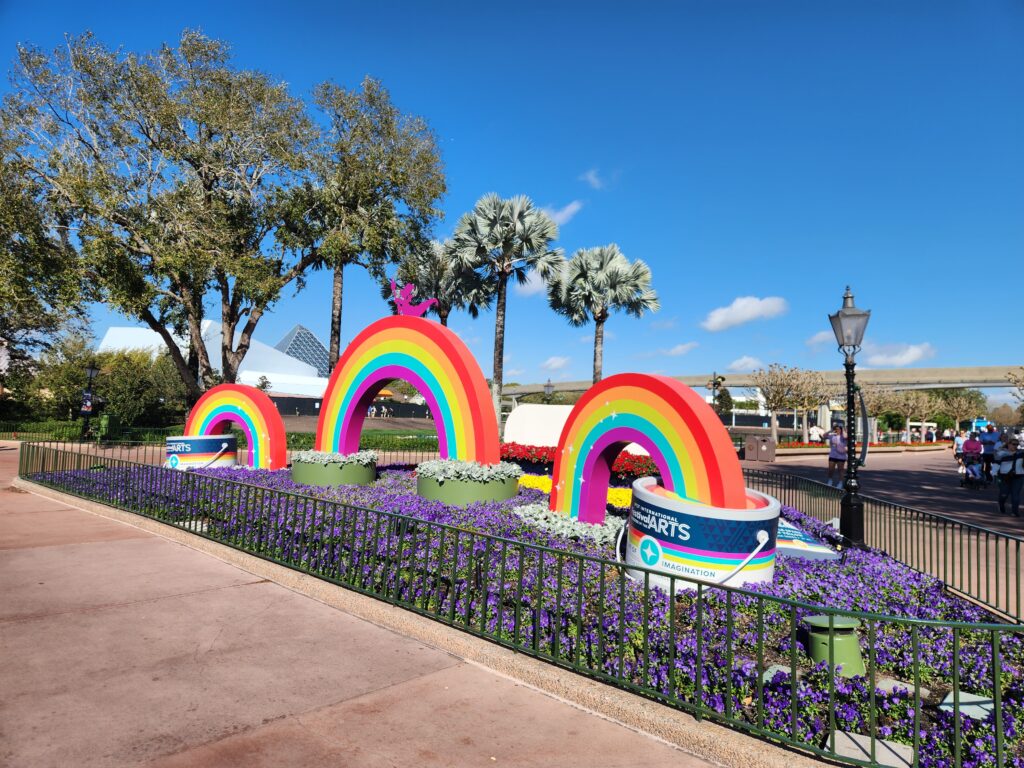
81 362 100 439
543 378 554 403
829 286 870 545
705 372 725 411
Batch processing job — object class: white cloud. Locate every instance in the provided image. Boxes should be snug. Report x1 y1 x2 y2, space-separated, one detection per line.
540 356 570 371
666 342 698 356
728 355 764 372
864 342 936 367
579 168 604 190
514 270 547 297
542 200 584 226
505 368 525 377
636 341 699 359
700 296 789 332
651 317 677 330
806 330 835 348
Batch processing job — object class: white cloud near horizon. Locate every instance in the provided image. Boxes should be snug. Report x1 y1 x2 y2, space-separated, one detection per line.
505 368 525 377
543 200 584 226
579 168 604 189
514 270 547 297
864 342 936 367
701 296 788 332
540 356 570 371
728 355 764 372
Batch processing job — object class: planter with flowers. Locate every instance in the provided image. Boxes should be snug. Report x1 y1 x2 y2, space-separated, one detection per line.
416 459 522 505
290 449 377 487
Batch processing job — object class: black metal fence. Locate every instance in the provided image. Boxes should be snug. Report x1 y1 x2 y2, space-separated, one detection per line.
743 469 1022 625
16 441 1024 768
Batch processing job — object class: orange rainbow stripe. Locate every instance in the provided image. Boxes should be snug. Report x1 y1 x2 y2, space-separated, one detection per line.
549 374 746 522
184 384 287 470
315 316 499 464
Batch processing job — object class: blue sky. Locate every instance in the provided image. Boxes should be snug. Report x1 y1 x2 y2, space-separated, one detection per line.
3 1 1022 391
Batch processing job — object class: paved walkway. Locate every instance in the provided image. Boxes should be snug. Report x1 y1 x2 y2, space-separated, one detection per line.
743 448 1024 537
0 443 714 768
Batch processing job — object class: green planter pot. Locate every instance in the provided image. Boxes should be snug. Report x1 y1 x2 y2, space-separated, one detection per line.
291 460 376 488
416 474 519 506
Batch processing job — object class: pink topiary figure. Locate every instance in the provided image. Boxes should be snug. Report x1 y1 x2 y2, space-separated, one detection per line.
390 279 438 318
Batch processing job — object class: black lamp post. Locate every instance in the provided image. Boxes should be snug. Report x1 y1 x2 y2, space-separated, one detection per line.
829 287 870 545
543 378 554 404
81 362 100 439
706 372 725 411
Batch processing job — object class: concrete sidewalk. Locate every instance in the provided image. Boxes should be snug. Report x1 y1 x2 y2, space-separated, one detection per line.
0 443 727 768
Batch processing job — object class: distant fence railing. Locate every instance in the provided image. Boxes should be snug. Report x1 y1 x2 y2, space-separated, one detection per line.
16 441 1022 768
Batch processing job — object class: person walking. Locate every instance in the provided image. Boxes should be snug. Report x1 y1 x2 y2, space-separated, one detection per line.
826 424 848 488
994 436 1024 516
980 424 1000 482
953 430 967 474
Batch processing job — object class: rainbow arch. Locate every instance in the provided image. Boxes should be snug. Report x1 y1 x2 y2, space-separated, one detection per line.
315 316 500 464
185 384 288 470
549 373 746 522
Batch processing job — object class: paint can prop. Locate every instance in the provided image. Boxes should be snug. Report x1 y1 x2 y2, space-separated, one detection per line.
624 477 781 592
165 435 237 471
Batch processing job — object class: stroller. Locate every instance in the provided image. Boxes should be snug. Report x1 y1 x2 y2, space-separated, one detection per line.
961 453 985 489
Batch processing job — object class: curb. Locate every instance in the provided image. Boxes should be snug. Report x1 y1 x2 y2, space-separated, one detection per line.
13 476 830 768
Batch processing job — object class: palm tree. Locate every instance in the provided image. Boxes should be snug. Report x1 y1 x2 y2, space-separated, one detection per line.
548 245 659 383
393 240 492 326
448 194 563 423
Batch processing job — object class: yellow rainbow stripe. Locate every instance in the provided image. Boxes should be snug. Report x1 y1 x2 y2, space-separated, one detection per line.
316 316 499 463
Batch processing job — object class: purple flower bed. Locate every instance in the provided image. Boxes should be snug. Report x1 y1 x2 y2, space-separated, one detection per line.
30 464 1024 768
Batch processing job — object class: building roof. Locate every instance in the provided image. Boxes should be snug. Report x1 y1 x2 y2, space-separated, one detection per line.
274 325 330 378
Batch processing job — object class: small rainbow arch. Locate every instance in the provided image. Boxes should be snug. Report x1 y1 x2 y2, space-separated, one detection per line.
184 384 288 470
315 316 500 464
549 373 746 522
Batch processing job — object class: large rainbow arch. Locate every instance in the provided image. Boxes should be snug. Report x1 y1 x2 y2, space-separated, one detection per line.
315 316 500 464
184 384 288 470
549 373 746 522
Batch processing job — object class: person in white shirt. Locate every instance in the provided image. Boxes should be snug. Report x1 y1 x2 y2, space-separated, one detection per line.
994 437 1024 517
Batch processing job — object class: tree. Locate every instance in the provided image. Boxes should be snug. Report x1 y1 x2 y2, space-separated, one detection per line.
791 369 829 442
714 387 734 416
989 403 1022 427
934 388 987 432
307 77 445 369
448 194 563 422
3 31 323 401
748 364 802 443
29 334 97 419
102 350 160 426
1008 367 1024 404
547 245 659 383
393 240 491 326
147 353 190 425
888 390 937 440
0 136 87 376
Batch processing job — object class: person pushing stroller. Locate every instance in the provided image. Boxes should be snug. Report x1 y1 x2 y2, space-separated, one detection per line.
961 432 985 488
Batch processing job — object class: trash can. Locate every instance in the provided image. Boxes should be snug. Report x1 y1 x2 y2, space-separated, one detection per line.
805 614 866 677
744 435 760 461
757 437 776 462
